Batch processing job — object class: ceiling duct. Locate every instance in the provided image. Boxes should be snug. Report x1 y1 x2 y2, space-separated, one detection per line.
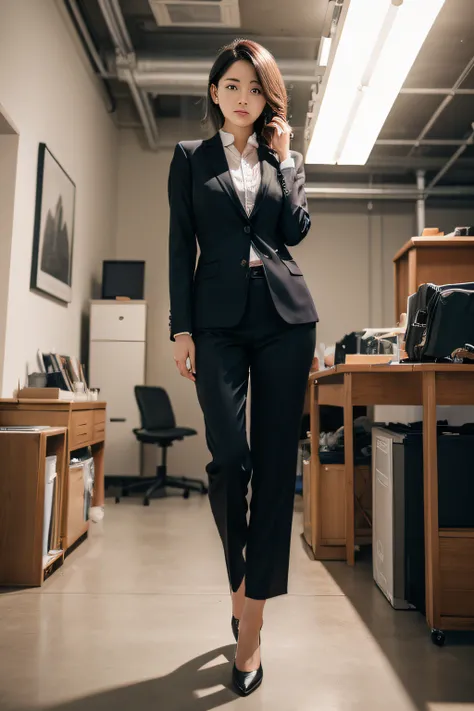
149 0 241 28
107 55 323 96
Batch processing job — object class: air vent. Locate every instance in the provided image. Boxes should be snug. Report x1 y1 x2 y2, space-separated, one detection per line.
149 0 241 28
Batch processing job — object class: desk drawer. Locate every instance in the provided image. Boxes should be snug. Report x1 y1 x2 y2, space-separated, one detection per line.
70 411 93 449
92 409 106 442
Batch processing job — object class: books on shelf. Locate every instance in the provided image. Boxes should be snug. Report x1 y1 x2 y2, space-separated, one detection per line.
38 353 88 393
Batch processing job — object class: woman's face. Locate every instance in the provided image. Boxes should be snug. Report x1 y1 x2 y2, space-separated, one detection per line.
211 59 267 131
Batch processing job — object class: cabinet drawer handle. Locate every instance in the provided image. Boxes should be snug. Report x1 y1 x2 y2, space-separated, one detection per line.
110 417 126 423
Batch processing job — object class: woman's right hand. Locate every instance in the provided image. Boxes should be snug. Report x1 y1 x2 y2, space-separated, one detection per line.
173 334 196 382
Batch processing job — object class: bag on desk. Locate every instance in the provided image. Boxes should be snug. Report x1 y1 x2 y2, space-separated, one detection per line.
405 281 474 361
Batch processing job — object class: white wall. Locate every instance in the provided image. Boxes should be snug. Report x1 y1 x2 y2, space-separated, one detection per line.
116 128 474 477
0 131 19 390
0 0 119 396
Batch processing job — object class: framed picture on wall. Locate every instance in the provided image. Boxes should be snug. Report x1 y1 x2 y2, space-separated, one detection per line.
30 143 76 304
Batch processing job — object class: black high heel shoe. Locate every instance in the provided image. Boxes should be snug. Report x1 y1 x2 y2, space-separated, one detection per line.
232 628 263 697
231 615 240 642
232 660 263 696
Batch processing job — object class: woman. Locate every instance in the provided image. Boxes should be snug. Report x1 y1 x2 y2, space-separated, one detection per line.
168 38 318 696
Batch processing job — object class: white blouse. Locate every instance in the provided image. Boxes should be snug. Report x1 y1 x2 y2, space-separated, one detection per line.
219 129 295 265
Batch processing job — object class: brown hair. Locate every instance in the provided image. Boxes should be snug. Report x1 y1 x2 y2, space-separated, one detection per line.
204 38 288 145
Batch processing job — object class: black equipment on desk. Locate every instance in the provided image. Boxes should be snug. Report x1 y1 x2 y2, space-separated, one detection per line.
405 281 474 361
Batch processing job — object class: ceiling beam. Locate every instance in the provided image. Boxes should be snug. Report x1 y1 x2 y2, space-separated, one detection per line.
407 54 474 157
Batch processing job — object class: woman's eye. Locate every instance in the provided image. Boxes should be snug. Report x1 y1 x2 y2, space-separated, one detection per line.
251 88 262 94
226 84 237 90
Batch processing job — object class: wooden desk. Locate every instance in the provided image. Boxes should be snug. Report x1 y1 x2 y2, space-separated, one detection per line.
308 363 474 640
0 400 106 550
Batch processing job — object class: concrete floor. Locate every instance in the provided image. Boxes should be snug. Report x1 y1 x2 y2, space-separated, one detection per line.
1 495 473 711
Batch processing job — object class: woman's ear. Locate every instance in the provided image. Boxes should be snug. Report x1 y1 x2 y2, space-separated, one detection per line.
210 84 219 105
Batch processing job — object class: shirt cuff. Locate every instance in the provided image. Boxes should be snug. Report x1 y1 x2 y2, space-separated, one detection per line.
280 156 295 170
174 331 192 337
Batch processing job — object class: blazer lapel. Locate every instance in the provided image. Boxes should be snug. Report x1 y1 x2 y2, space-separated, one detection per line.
250 143 276 219
204 133 249 222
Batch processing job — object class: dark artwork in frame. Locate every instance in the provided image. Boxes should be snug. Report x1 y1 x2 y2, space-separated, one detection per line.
30 143 76 304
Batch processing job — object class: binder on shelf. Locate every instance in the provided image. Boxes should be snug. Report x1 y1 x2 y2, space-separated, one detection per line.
18 388 75 401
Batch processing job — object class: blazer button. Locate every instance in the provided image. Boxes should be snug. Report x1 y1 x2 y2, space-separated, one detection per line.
244 226 251 234
241 259 247 267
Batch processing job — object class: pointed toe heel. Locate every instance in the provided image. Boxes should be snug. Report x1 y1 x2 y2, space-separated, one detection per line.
232 662 263 696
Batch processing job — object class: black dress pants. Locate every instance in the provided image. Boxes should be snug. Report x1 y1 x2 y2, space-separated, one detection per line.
194 270 316 600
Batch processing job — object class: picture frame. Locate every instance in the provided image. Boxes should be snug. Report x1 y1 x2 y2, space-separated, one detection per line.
30 143 76 304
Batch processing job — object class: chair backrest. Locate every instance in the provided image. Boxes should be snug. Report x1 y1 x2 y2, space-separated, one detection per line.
134 386 176 431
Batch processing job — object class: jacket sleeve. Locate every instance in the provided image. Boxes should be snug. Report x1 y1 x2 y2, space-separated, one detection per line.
168 143 197 341
278 150 311 247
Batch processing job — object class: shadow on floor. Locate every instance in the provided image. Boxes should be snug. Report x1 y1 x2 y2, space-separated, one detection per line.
324 548 474 711
38 645 238 711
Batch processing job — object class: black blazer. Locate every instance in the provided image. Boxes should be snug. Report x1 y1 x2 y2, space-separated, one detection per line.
168 132 318 339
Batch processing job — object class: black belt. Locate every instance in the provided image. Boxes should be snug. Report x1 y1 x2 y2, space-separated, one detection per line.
249 265 265 279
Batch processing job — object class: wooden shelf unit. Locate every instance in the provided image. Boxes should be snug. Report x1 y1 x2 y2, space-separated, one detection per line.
0 428 67 586
393 236 474 321
0 400 106 551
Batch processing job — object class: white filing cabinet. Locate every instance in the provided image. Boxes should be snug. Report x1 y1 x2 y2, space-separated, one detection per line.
89 300 147 477
372 427 413 610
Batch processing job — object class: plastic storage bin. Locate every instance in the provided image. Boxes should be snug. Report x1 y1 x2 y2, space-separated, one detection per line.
43 455 57 556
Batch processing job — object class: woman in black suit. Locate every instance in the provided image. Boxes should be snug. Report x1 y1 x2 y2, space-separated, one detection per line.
168 38 318 696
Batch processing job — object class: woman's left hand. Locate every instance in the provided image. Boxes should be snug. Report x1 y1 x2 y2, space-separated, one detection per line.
268 115 292 163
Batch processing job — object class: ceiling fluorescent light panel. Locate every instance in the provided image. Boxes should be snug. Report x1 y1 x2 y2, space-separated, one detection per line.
306 0 446 165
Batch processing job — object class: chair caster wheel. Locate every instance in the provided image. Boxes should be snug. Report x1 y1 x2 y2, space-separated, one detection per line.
144 498 150 506
115 496 120 504
431 629 446 647
183 489 190 499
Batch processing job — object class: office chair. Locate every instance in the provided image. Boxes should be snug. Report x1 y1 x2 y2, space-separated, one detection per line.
116 385 208 506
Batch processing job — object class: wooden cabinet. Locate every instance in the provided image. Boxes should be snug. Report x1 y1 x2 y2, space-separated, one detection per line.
303 456 372 560
0 428 67 586
393 236 474 321
0 400 106 551
439 532 474 620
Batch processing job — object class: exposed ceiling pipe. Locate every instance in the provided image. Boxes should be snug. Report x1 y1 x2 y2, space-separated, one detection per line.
106 55 323 95
416 170 426 234
98 0 159 150
400 88 474 96
426 124 474 192
407 54 474 157
377 139 469 146
67 0 109 77
304 184 474 200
